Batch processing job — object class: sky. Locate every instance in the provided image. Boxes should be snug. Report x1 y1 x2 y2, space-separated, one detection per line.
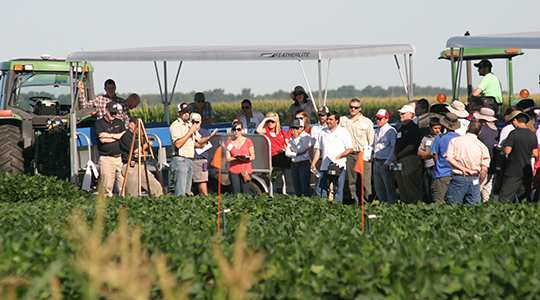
2 0 540 100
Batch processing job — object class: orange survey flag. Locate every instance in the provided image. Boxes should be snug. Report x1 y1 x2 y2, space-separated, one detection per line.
211 146 223 169
354 151 364 174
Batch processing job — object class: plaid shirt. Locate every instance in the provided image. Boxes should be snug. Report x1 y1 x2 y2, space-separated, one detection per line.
187 102 215 121
79 89 130 128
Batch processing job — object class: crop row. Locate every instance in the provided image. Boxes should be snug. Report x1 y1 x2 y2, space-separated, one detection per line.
2 174 540 299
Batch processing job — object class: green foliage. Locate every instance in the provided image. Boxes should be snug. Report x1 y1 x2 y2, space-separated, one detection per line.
3 175 540 299
0 173 89 203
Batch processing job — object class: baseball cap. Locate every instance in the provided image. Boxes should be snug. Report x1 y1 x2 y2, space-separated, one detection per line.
106 101 120 114
398 105 415 114
177 102 190 113
194 92 206 102
374 109 389 118
190 113 202 122
291 119 304 128
474 59 492 68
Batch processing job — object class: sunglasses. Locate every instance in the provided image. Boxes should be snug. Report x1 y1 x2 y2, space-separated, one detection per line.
233 128 242 132
375 117 382 121
242 106 251 109
267 120 275 124
196 100 205 103
295 92 304 96
349 106 360 110
192 121 200 124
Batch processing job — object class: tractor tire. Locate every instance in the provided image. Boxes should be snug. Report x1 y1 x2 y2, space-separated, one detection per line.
0 124 24 174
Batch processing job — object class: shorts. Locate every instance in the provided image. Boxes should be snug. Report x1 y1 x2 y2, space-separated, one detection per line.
192 159 208 183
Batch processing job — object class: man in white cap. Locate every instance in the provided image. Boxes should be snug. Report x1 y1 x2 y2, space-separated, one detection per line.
372 108 398 204
392 104 422 204
310 106 329 146
191 113 219 196
170 102 201 196
446 100 470 136
468 59 503 106
340 98 375 205
474 107 499 202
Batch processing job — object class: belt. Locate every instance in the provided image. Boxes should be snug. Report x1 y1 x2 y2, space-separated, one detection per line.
351 151 361 155
194 158 207 160
453 173 479 177
107 154 121 158
292 160 310 166
373 158 386 162
173 155 193 160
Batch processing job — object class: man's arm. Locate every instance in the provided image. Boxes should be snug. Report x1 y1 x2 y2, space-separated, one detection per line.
468 88 483 101
396 145 415 160
196 129 218 145
479 165 488 183
503 146 513 155
445 155 470 175
336 148 353 160
311 148 321 171
173 124 199 149
99 131 125 144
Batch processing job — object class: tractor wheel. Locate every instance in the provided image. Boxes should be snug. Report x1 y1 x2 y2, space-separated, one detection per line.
0 124 24 174
249 181 263 195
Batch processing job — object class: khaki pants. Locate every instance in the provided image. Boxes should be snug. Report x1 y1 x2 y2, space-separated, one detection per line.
121 164 163 197
346 153 372 204
99 156 124 197
395 155 421 204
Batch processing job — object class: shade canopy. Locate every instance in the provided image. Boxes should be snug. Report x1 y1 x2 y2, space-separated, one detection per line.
446 32 540 49
66 44 416 62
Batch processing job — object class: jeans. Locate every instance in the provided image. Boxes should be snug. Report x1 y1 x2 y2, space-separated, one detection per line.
230 172 251 194
373 159 397 205
291 162 311 197
446 175 481 205
316 169 346 202
171 156 193 196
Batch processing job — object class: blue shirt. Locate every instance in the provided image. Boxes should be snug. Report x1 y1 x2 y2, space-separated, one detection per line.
431 132 460 178
194 128 211 159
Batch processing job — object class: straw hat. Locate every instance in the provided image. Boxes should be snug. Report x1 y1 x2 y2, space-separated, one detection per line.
446 101 469 118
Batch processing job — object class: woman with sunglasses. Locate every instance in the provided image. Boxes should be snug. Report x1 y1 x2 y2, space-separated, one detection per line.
257 112 291 169
226 121 255 194
235 99 265 133
287 85 317 126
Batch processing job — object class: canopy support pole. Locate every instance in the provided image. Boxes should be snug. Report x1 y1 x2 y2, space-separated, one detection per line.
394 55 410 102
408 54 414 100
318 57 322 107
154 61 183 124
324 59 332 107
297 59 318 109
163 62 168 124
455 48 464 100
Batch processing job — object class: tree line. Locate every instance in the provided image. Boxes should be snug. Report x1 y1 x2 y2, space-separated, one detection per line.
117 84 468 106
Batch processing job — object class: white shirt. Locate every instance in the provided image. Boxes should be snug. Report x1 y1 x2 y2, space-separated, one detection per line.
373 123 397 165
239 111 265 133
314 125 353 171
310 123 327 145
499 124 515 147
285 131 311 163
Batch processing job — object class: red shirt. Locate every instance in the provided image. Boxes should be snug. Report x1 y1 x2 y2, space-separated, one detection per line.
264 127 289 156
226 138 254 174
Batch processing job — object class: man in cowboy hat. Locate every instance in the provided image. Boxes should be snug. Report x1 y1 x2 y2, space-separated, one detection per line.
429 112 461 203
498 111 539 203
474 107 499 202
445 120 491 205
392 104 422 204
468 59 503 106
446 100 470 136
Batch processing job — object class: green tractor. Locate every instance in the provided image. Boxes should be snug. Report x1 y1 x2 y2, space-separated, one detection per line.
0 56 95 178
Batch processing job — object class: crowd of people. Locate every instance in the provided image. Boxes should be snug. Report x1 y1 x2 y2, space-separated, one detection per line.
85 59 540 203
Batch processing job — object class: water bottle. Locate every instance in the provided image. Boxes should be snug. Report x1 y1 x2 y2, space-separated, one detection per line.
311 166 321 178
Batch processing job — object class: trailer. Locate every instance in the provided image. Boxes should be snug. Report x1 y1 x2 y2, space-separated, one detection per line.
66 44 416 195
